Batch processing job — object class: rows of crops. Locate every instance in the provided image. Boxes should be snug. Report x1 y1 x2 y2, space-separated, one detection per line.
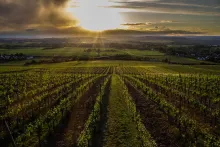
118 67 220 146
0 66 219 147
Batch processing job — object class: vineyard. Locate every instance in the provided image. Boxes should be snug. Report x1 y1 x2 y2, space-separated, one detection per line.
0 66 220 147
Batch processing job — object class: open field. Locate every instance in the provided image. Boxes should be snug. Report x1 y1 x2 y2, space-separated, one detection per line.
0 60 220 147
1 60 220 74
1 47 214 65
0 47 163 57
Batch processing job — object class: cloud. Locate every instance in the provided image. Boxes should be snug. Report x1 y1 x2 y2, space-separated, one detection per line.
25 29 38 32
160 20 173 23
0 0 77 32
0 0 217 35
109 0 220 16
119 20 205 35
121 21 178 29
152 25 169 31
121 22 148 26
0 26 204 37
103 29 204 35
121 20 178 26
0 26 90 38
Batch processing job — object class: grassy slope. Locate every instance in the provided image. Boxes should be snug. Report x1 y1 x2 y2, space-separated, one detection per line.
1 60 220 74
2 46 216 67
1 47 213 65
0 48 163 57
104 75 151 147
158 64 220 74
122 49 164 56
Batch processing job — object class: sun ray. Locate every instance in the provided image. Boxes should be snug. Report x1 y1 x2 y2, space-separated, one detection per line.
100 33 105 51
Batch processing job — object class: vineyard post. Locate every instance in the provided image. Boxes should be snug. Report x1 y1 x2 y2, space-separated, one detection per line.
4 119 16 147
40 69 43 87
199 75 201 95
37 123 42 147
15 73 19 101
21 107 25 131
99 91 102 122
100 84 101 97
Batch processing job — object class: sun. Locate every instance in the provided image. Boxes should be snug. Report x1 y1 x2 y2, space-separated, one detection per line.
67 0 122 31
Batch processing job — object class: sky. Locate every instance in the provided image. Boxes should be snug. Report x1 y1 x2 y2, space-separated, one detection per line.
0 0 220 36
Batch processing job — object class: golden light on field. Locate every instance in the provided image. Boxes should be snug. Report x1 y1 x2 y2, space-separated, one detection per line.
67 0 122 31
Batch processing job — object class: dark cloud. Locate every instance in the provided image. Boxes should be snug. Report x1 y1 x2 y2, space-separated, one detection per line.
0 26 89 37
25 29 38 32
103 29 203 35
121 22 147 26
110 0 220 16
152 26 169 31
121 21 177 27
0 0 77 31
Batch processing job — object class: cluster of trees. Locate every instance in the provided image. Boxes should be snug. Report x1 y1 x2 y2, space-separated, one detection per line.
108 43 167 50
164 45 220 62
0 39 167 51
25 54 161 66
0 53 29 63
84 48 100 53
